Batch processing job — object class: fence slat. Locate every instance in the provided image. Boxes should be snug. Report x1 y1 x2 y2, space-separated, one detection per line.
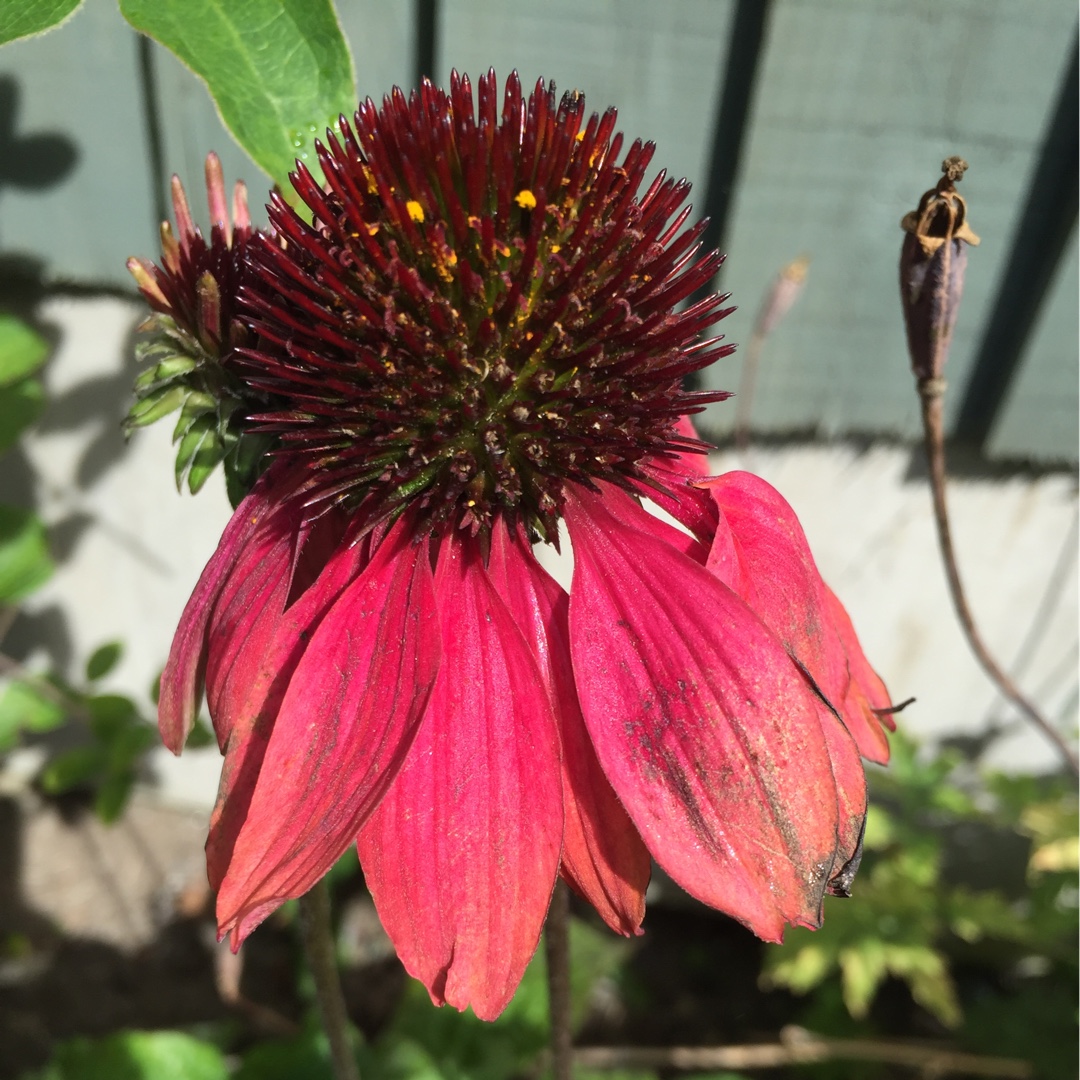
694 0 1077 462
0 2 155 287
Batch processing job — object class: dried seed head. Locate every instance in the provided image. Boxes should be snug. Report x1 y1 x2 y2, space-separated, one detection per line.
899 157 980 383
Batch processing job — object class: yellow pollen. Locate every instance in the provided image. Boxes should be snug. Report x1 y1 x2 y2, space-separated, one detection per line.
575 130 585 142
515 189 537 209
550 243 561 254
406 200 425 223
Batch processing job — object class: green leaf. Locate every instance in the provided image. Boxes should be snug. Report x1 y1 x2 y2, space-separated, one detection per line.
86 694 138 740
0 503 52 603
0 314 48 385
94 771 135 823
0 0 82 46
0 377 44 454
44 1029 229 1080
117 0 356 187
39 745 107 793
85 642 123 682
0 678 66 752
104 723 156 770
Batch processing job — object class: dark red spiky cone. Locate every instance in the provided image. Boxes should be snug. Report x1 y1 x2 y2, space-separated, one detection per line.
236 70 733 540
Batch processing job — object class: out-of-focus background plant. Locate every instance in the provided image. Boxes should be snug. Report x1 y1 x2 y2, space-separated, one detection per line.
0 0 1075 1078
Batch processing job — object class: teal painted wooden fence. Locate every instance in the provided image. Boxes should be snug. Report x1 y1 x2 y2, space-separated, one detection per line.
0 0 1075 461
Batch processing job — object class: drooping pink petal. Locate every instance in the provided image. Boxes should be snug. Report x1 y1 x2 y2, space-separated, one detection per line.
488 519 650 937
215 517 440 947
824 583 895 750
202 506 306 751
701 471 891 763
638 414 719 544
563 483 843 942
357 532 563 1020
819 709 868 896
205 528 371 898
158 466 293 753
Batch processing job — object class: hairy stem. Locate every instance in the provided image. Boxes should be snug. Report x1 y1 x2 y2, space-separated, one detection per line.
545 880 573 1080
919 378 1078 777
298 879 360 1080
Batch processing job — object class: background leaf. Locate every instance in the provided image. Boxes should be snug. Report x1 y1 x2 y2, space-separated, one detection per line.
0 315 48 386
0 0 82 47
86 642 123 682
42 1029 229 1080
116 0 356 186
0 503 53 603
0 679 66 751
0 377 45 454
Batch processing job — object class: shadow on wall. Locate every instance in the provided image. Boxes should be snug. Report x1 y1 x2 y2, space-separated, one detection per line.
0 71 140 672
0 75 78 198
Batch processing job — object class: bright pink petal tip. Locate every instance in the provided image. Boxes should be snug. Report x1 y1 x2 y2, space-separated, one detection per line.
357 531 563 1020
564 484 846 941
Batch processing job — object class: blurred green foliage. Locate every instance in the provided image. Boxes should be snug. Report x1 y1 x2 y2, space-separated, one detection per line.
765 730 1078 1077
0 316 53 604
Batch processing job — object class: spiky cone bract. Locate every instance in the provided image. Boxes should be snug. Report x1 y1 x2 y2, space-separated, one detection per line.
148 71 895 1021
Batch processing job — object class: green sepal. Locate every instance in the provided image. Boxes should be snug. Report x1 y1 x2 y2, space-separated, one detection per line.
171 390 218 443
127 383 188 428
133 353 199 394
175 414 228 494
224 430 275 508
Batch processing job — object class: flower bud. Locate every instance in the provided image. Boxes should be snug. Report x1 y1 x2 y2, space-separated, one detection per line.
899 156 979 383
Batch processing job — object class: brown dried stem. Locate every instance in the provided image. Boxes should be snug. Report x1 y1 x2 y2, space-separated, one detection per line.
574 1024 1033 1077
298 879 360 1080
918 378 1078 777
545 880 573 1080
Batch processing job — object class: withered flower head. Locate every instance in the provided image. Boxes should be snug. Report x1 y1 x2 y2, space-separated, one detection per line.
899 155 980 383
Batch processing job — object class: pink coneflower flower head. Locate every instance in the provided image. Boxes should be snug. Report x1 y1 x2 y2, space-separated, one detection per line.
126 153 269 497
154 71 891 1021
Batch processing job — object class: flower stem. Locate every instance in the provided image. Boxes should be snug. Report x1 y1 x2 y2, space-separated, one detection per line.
298 879 360 1080
918 377 1079 777
545 880 573 1080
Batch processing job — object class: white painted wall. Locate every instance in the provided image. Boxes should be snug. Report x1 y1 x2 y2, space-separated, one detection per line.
4 299 1075 813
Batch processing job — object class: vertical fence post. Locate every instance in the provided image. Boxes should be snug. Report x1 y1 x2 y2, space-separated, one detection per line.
953 34 1078 450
